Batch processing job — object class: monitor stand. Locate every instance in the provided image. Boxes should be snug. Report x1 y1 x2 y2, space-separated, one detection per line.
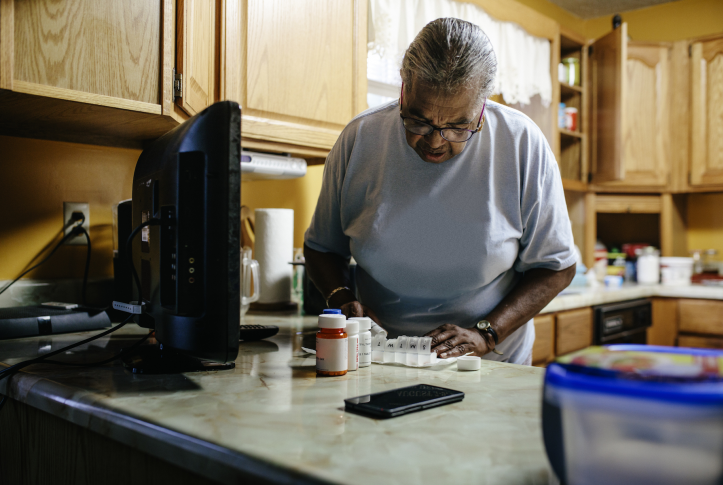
122 344 235 374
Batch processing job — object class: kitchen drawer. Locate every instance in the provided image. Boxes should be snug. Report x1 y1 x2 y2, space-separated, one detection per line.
678 335 723 350
678 299 723 336
595 195 662 214
533 314 555 365
556 308 593 356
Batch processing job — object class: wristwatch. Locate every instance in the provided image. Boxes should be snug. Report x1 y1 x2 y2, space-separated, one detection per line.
476 320 503 355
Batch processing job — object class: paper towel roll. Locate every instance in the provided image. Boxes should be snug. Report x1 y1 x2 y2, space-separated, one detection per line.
255 209 294 304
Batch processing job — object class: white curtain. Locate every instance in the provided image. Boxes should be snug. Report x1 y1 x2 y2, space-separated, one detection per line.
368 0 552 107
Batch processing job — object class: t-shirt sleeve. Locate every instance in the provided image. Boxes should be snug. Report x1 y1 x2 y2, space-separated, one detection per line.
514 132 577 273
304 131 353 258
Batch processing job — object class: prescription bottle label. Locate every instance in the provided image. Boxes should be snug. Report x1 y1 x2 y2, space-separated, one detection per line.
316 337 348 372
359 333 372 366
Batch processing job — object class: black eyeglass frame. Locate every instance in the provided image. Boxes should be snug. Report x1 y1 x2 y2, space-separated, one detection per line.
398 83 486 143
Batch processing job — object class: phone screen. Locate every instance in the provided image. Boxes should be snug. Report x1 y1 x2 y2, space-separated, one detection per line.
345 384 464 418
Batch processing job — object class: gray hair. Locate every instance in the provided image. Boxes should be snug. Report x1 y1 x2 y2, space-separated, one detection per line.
400 18 497 103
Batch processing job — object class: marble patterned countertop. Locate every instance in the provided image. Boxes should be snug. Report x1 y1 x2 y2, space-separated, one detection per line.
0 315 558 485
540 283 723 314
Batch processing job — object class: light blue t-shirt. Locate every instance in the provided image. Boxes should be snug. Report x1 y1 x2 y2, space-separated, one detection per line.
305 100 576 364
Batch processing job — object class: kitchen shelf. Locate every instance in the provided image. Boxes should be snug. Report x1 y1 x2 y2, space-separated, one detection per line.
559 128 584 139
560 82 583 95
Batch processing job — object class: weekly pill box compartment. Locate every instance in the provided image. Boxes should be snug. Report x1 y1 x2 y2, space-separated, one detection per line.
371 336 456 368
543 345 723 485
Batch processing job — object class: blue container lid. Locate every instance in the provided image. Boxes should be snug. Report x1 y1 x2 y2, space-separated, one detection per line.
545 345 723 406
322 309 342 314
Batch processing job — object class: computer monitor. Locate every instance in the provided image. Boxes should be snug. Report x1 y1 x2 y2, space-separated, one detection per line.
129 101 240 367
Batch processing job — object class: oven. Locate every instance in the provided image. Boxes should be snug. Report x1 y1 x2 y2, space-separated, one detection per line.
593 298 652 345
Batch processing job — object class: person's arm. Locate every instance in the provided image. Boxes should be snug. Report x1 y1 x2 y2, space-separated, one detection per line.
425 264 575 358
304 244 381 323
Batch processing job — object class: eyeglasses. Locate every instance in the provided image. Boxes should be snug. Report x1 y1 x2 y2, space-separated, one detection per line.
399 83 486 143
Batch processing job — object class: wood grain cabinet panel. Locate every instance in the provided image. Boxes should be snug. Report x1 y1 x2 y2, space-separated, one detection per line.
678 335 723 350
0 0 181 148
239 0 367 150
589 23 674 191
555 307 592 356
620 43 670 187
14 0 161 105
532 314 555 365
690 35 723 186
648 298 678 346
678 299 723 336
176 0 215 116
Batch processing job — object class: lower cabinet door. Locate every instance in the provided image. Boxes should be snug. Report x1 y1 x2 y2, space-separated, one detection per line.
678 299 723 336
532 314 555 365
678 335 723 350
555 308 593 356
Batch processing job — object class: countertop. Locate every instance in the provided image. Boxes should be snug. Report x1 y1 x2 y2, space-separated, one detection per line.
0 315 557 485
540 283 723 314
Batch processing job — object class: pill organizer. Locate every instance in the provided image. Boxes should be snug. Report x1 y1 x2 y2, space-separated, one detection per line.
371 335 455 367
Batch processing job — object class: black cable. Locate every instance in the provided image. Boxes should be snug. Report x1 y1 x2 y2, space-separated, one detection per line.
76 226 91 305
125 218 161 302
0 228 79 298
0 217 91 301
0 314 134 384
43 330 154 368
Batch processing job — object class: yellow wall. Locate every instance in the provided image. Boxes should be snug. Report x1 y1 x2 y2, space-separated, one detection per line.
0 136 139 281
241 165 325 248
687 194 723 256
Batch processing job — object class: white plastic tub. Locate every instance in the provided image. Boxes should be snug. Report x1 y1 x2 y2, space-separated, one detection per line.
660 256 693 286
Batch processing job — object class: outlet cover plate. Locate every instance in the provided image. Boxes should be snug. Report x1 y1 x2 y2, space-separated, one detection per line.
63 202 90 246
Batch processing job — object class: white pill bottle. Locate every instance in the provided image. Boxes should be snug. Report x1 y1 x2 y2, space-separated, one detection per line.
346 319 359 371
349 317 372 367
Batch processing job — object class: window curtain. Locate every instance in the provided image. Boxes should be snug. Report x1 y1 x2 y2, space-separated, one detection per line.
368 0 552 108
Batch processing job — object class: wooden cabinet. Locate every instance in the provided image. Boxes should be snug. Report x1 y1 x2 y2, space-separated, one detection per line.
585 193 687 264
532 314 555 366
648 298 678 346
678 335 723 350
0 0 180 148
557 27 589 190
690 34 723 187
678 299 723 336
176 0 216 117
589 24 672 190
555 307 593 356
232 0 367 158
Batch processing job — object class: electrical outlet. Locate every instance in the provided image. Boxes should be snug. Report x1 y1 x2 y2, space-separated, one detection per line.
63 202 90 246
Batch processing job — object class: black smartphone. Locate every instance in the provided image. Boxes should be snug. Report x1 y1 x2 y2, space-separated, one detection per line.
344 384 464 419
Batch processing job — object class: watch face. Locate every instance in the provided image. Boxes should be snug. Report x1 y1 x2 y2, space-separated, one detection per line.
477 321 490 330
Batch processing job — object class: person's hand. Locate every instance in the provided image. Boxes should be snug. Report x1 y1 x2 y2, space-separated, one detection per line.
340 301 381 325
424 323 494 358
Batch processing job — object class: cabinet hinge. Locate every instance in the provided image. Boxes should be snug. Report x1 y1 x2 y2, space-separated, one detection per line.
688 44 692 57
588 45 593 57
173 69 182 100
588 172 593 183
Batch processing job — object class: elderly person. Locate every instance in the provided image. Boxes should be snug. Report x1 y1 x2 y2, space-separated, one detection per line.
304 18 576 365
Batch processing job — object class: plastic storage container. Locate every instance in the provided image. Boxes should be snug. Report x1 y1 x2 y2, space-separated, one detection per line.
660 257 694 286
543 345 723 485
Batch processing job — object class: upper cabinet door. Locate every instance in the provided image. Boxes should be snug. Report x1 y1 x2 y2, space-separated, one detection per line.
176 0 216 117
590 23 627 183
620 43 670 186
690 35 723 186
0 0 180 148
240 0 367 151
